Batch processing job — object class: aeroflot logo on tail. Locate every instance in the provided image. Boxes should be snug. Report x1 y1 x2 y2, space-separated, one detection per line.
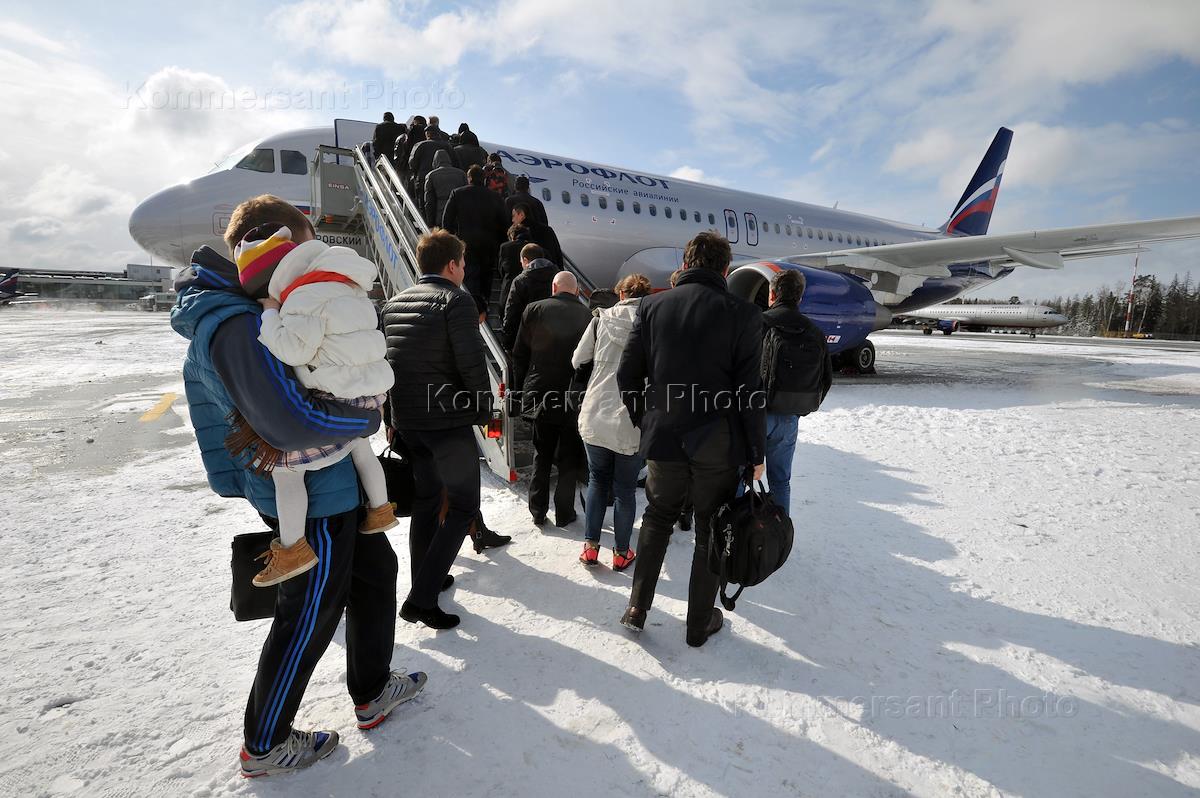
494 150 673 190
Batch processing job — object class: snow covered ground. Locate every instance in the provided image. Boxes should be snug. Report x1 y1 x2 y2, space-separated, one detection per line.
1 309 1198 798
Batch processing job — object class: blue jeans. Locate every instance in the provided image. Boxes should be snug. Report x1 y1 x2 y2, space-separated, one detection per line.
764 412 799 512
584 443 645 552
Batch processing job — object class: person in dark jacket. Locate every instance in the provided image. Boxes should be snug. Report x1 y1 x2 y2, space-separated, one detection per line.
453 130 488 171
426 115 450 142
171 195 426 776
483 153 510 197
496 224 532 322
615 231 766 647
758 269 832 513
408 127 453 199
423 149 467 227
504 175 549 226
372 112 405 167
394 116 426 180
451 122 469 145
510 203 563 267
512 271 592 525
501 245 555 351
441 165 507 314
382 230 491 630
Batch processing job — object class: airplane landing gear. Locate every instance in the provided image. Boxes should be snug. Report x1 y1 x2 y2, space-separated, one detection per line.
923 327 933 335
853 340 876 373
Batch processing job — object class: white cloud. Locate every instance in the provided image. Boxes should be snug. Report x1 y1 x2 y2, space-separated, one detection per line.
669 165 725 186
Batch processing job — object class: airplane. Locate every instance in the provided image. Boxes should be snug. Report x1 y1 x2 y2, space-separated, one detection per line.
898 303 1069 337
129 120 1200 371
0 269 23 305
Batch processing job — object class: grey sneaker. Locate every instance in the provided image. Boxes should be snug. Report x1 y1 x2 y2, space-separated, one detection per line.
239 729 339 778
355 670 428 730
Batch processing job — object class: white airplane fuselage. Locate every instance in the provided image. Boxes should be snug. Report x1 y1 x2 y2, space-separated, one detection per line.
904 304 1069 329
128 122 1012 314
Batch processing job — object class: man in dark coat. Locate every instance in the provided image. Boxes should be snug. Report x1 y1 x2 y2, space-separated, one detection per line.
408 128 453 199
441 165 507 314
394 116 426 180
512 271 592 526
453 130 489 171
426 116 451 141
615 231 766 647
496 225 532 323
510 203 563 267
382 230 491 630
504 175 549 226
501 245 555 351
372 112 405 167
423 149 467 227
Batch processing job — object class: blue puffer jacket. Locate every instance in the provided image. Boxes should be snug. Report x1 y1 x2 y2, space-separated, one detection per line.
171 246 381 519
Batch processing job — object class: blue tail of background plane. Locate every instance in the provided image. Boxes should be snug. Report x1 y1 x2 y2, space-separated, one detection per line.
941 127 1012 237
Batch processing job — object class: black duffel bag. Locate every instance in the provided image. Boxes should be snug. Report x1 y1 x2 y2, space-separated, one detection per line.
231 531 277 622
708 478 794 611
378 443 415 517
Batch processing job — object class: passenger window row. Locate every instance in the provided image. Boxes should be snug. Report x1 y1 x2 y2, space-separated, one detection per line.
537 185 899 245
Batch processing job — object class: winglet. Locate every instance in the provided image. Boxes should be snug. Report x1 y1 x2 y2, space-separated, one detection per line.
941 127 1013 237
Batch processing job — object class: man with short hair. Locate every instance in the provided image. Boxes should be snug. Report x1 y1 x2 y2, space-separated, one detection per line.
442 166 508 314
372 111 404 167
382 229 492 630
408 127 453 198
501 242 556 351
504 175 548 226
758 269 832 512
427 115 450 141
172 194 426 778
513 271 592 525
511 203 562 267
616 231 766 647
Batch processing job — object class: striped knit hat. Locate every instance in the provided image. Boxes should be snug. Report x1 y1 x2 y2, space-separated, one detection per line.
233 224 298 297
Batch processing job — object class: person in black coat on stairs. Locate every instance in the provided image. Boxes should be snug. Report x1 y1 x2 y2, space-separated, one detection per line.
512 271 592 526
442 165 508 315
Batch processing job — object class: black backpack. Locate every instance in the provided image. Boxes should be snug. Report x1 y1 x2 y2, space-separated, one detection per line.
761 320 827 416
708 480 794 610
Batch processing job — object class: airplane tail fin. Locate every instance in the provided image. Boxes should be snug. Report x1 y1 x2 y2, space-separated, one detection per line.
941 127 1012 237
0 268 21 301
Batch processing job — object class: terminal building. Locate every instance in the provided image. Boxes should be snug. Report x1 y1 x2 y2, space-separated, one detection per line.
14 264 176 304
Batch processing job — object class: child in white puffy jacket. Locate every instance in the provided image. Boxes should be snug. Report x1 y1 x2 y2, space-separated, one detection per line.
234 224 397 586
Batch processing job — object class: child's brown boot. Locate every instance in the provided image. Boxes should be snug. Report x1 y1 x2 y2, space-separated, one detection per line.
253 538 318 587
360 503 399 534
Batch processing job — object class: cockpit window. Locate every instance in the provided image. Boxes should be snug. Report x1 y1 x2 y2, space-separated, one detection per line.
236 148 276 173
280 150 307 175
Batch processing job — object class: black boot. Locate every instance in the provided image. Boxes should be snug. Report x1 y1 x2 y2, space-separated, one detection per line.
400 599 460 630
686 608 723 647
677 508 693 531
471 520 512 554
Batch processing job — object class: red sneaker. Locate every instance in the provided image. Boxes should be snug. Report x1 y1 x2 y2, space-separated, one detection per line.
612 548 636 572
579 542 600 566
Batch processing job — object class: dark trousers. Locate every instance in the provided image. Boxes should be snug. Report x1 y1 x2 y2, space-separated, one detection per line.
529 417 583 519
629 420 739 633
244 509 397 754
400 426 480 607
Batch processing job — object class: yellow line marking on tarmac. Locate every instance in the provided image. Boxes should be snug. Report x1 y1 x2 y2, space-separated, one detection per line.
139 392 178 423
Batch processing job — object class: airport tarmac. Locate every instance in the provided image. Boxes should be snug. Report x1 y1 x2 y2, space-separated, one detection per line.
1 307 1198 797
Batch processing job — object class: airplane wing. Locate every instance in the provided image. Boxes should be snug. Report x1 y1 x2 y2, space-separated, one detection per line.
781 215 1200 304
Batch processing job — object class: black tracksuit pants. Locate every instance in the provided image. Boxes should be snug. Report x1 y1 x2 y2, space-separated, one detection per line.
399 426 479 608
244 509 398 754
529 417 583 520
629 420 740 634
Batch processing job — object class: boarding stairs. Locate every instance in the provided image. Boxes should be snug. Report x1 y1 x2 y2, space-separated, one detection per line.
309 144 595 483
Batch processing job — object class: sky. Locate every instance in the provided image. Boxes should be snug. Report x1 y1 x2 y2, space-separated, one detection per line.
1 0 1199 299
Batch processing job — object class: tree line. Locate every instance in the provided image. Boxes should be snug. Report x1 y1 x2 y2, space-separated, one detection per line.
945 272 1200 339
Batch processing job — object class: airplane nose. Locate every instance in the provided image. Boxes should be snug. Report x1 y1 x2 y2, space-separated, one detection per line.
128 187 184 265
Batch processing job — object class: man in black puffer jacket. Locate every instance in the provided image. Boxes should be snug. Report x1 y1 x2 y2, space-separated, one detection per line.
382 230 491 630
